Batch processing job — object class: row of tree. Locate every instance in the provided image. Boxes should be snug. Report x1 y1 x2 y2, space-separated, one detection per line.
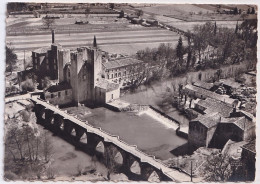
132 19 257 89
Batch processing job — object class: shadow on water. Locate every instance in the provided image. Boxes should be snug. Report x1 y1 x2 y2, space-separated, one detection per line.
38 120 143 181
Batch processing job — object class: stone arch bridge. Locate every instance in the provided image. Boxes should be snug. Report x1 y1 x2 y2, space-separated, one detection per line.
31 96 190 182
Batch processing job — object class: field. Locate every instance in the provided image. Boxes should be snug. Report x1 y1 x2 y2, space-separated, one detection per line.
7 19 186 58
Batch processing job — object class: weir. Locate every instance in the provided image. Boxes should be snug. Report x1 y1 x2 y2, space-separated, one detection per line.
31 95 191 182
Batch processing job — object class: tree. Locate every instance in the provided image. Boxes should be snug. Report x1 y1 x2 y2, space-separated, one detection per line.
42 17 55 29
176 36 185 72
214 21 217 35
42 131 53 162
109 3 114 10
119 10 124 18
136 9 144 18
204 151 232 181
85 7 90 21
21 78 35 92
6 46 17 73
251 7 255 14
235 21 239 34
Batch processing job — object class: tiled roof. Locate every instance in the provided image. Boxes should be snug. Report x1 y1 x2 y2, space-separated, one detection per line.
197 98 233 117
33 47 50 54
192 112 221 128
220 116 247 130
46 82 72 93
242 139 256 153
219 79 241 89
103 57 143 70
96 78 119 92
193 81 214 90
184 84 237 105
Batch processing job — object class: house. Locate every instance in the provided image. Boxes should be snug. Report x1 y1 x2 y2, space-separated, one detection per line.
188 109 255 149
188 112 221 148
44 82 73 106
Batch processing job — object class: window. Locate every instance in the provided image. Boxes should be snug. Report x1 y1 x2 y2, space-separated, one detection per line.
118 72 121 77
111 74 113 79
124 71 126 76
115 73 117 78
83 75 87 80
111 93 113 99
58 92 61 97
51 94 54 98
107 75 109 79
54 59 56 64
65 90 68 95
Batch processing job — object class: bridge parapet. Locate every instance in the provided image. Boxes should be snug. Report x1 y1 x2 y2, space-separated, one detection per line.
32 96 190 182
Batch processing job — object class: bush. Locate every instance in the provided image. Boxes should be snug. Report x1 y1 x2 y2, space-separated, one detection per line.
4 171 19 181
21 78 35 92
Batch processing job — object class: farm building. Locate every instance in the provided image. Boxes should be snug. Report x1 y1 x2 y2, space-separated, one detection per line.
182 84 239 106
188 106 255 149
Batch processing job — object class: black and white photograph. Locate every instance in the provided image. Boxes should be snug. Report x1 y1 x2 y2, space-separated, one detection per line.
2 1 258 182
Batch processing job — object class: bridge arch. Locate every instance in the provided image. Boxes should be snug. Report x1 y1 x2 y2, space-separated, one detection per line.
114 151 124 165
79 132 88 144
130 160 141 175
95 141 105 154
147 170 161 182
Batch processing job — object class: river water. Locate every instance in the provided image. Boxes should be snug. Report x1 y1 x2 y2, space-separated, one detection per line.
65 106 187 160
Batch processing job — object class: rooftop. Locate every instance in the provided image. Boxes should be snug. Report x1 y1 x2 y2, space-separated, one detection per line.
192 112 221 128
218 79 241 89
241 139 256 153
193 81 214 90
33 47 50 54
96 78 119 92
197 98 233 117
46 82 72 93
184 84 237 105
220 116 247 130
103 57 143 70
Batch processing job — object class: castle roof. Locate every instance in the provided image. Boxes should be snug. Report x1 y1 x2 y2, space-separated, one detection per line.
96 78 119 92
103 57 143 70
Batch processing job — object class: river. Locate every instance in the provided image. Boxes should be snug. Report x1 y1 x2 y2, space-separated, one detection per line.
65 106 187 160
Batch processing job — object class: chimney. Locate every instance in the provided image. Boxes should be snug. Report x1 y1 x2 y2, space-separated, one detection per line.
52 29 55 44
